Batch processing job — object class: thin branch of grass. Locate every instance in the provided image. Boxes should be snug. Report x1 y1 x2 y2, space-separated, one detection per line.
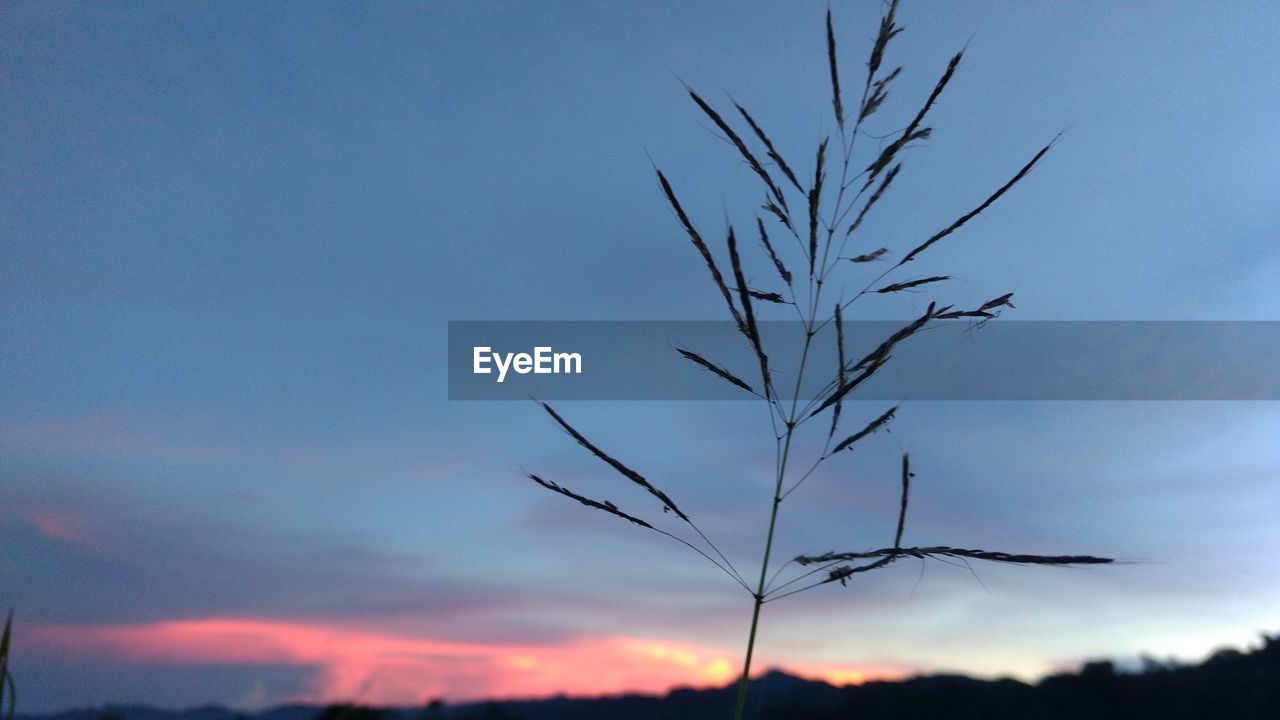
735 103 803 193
811 0 903 291
655 167 747 334
808 139 828 277
806 303 934 420
773 422 906 586
727 226 774 397
743 289 788 304
895 453 911 549
815 8 878 290
778 449 828 503
780 404 897 502
687 88 790 214
866 0 902 91
762 198 798 236
804 353 889 423
765 557 894 602
527 474 751 592
813 235 936 350
766 553 871 598
860 66 902 122
676 347 758 396
797 546 1115 567
539 401 750 588
770 544 1111 603
757 217 792 286
826 137 1048 332
899 136 1058 266
843 163 901 238
933 292 1015 321
527 473 656 529
981 293 1016 312
836 0 900 200
862 49 962 192
875 275 950 294
762 557 797 596
832 405 898 454
539 401 688 520
826 9 844 128
827 302 847 441
806 301 989 415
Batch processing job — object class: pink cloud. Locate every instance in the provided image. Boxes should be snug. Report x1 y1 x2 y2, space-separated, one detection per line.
29 617 903 705
31 513 84 543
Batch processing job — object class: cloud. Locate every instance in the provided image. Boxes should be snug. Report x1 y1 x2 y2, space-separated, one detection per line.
26 617 904 705
29 512 88 544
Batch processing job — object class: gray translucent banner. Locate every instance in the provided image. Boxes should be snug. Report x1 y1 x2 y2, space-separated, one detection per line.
448 321 1280 400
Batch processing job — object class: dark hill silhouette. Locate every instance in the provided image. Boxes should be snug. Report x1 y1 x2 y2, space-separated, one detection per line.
19 634 1278 720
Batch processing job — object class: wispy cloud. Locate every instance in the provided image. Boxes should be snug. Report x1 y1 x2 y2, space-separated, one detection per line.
27 617 903 705
29 512 88 544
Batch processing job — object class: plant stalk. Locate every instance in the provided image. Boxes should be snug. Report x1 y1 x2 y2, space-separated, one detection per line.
733 325 816 720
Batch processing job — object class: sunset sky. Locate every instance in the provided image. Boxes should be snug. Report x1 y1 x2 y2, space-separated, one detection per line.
3 0 1279 712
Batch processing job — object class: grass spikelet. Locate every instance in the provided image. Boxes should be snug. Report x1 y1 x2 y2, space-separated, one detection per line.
688 88 790 213
735 103 803 192
745 289 787 304
831 405 897 454
828 302 846 440
809 303 934 418
757 217 792 286
936 309 991 319
895 453 911 549
762 199 794 232
528 473 751 592
864 50 962 190
875 275 950 293
539 401 689 521
655 168 747 333
676 347 756 395
860 66 901 121
846 163 901 237
826 9 843 128
809 353 888 420
935 310 982 319
980 292 1016 311
936 292 1016 319
808 139 828 275
867 0 902 81
798 546 1114 567
527 473 655 529
853 0 902 134
727 226 772 391
850 248 887 263
851 302 935 373
899 137 1057 266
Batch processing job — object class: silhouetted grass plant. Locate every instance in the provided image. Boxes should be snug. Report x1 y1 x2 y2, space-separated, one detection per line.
2 611 14 720
524 3 1111 719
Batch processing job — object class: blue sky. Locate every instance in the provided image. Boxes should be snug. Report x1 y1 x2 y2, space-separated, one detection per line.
2 0 1279 711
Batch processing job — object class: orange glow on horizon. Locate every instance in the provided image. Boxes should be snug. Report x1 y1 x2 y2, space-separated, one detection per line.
29 617 904 705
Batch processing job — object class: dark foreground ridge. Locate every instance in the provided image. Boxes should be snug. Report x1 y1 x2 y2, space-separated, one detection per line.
21 634 1279 720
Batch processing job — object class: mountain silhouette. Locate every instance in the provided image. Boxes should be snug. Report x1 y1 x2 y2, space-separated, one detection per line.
19 634 1278 720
